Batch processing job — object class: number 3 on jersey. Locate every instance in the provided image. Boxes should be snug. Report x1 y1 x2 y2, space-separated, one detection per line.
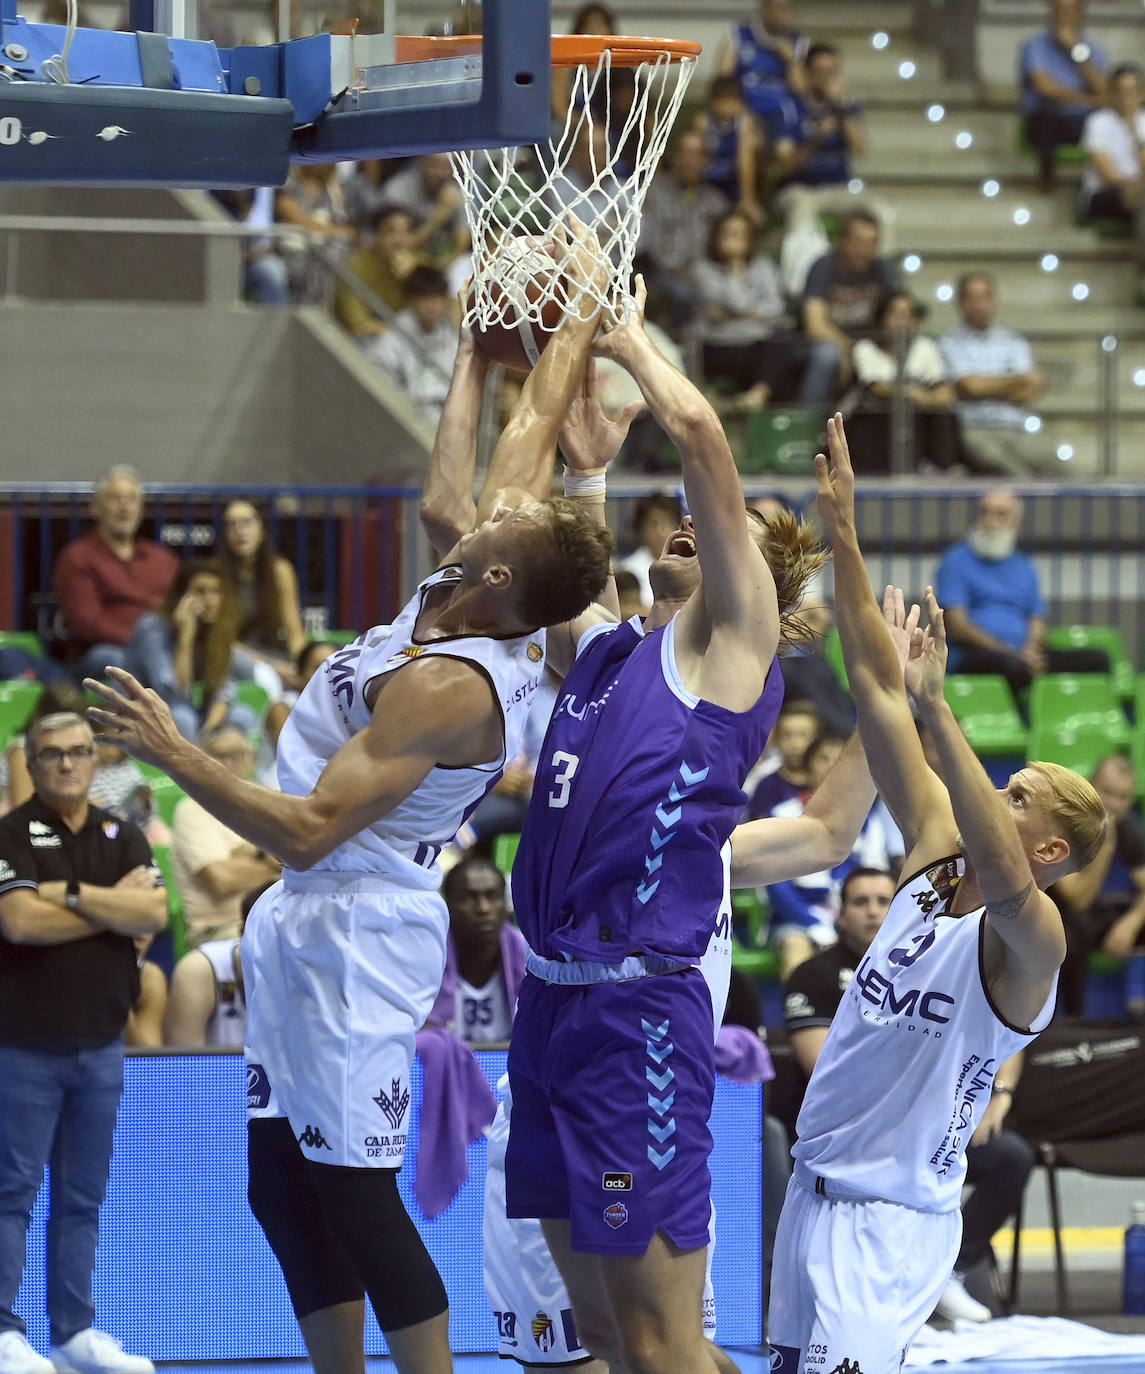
548 751 580 808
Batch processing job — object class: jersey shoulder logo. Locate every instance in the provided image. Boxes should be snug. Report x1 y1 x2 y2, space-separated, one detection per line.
397 645 425 660
527 641 543 663
923 858 962 904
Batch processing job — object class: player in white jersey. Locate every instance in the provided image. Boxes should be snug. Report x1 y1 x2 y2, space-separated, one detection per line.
767 416 1108 1374
85 228 615 1374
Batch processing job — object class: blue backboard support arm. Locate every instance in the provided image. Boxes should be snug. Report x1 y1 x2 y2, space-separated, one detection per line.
292 0 552 161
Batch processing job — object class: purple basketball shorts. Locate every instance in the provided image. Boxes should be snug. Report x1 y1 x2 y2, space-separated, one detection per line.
505 967 715 1256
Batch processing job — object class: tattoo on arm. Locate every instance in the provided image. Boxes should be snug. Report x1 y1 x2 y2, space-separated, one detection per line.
985 881 1034 921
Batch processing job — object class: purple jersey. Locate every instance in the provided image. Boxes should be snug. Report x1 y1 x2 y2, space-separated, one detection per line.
513 615 783 963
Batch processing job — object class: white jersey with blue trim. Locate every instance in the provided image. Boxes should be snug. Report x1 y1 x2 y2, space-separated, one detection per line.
198 937 246 1048
276 565 547 889
793 854 1057 1213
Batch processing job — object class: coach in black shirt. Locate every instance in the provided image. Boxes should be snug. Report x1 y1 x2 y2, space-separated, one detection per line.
0 710 165 1374
783 864 1034 1325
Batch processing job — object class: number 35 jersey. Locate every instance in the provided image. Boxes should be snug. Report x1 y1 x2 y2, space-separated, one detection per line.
512 615 782 965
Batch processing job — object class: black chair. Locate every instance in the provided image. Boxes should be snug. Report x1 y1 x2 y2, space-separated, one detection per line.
1007 1131 1145 1315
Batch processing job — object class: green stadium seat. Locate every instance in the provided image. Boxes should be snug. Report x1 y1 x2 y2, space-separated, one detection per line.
0 680 43 739
730 889 779 981
1132 675 1145 795
822 626 849 689
151 843 188 960
1028 674 1131 747
1044 625 1135 703
1026 724 1121 779
491 831 520 877
944 675 1027 755
324 629 360 646
137 763 189 827
741 409 822 475
0 631 44 657
235 680 271 722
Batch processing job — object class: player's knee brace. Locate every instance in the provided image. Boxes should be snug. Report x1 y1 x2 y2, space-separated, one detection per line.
247 1118 365 1319
307 1162 448 1332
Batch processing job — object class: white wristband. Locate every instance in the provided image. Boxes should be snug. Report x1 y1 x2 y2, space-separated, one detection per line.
563 465 607 502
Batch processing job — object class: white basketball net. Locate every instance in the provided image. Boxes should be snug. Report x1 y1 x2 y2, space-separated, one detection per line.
450 45 697 331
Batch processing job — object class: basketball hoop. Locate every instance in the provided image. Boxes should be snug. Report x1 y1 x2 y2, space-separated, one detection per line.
398 34 701 334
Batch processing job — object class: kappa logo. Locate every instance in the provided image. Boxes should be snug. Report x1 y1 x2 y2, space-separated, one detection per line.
374 1077 411 1130
297 1124 332 1150
531 1312 555 1353
603 1201 628 1229
527 641 543 663
829 1360 864 1374
29 821 53 834
0 859 13 882
602 1171 633 1191
28 820 60 849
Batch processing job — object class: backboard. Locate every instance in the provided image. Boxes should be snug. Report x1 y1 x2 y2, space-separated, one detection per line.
0 0 551 186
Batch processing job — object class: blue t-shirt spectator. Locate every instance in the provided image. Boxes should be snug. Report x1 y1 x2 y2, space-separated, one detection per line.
934 539 1047 672
725 18 809 137
782 93 863 188
747 769 804 822
1020 29 1108 117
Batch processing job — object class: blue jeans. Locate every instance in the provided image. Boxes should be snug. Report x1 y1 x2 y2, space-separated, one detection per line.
124 613 199 740
0 1039 124 1344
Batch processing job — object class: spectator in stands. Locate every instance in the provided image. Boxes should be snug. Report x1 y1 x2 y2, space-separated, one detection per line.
466 674 558 848
0 710 165 1374
170 726 281 949
801 209 896 399
264 640 339 750
335 205 423 341
123 559 243 742
773 44 892 296
428 856 527 1045
783 866 1033 1324
378 154 470 267
213 188 288 306
717 0 809 141
275 163 357 305
4 683 89 813
552 4 618 120
616 492 682 602
765 734 904 975
694 208 829 411
939 273 1056 476
613 569 647 620
694 75 766 224
636 129 729 333
162 882 271 1048
934 487 1110 693
847 291 964 475
747 699 821 821
1081 62 1145 290
1052 755 1145 1013
124 937 167 1049
217 500 307 687
53 465 179 681
365 265 459 426
545 122 632 249
344 158 405 234
1020 0 1108 191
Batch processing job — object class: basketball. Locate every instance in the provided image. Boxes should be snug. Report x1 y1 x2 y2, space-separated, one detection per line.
467 237 569 374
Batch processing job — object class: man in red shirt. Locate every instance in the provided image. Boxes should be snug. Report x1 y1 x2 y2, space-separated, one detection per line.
53 467 179 679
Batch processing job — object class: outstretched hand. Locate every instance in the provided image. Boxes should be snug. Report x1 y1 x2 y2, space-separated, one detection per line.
84 669 186 769
902 588 949 706
592 273 648 364
559 357 645 473
882 585 922 672
814 412 856 538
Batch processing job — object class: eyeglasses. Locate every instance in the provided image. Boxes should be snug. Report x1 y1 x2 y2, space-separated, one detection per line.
35 746 95 766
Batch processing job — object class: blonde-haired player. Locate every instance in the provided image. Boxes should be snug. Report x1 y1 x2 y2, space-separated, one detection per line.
767 415 1106 1374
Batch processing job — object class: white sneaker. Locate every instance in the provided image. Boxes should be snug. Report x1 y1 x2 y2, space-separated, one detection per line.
48 1331 153 1374
0 1331 55 1374
933 1272 993 1323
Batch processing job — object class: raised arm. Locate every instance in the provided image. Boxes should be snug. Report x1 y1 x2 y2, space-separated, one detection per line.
594 285 777 708
473 222 608 523
419 315 493 559
908 590 1066 980
87 659 500 871
815 415 949 850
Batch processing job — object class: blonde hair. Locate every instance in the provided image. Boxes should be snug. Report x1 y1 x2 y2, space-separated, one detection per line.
1027 761 1108 872
746 506 830 649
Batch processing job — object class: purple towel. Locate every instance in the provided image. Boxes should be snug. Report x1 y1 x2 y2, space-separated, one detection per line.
714 1025 774 1085
413 1027 497 1219
426 922 528 1031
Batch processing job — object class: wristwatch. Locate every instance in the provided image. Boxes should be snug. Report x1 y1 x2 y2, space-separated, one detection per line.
1070 42 1091 64
65 879 81 910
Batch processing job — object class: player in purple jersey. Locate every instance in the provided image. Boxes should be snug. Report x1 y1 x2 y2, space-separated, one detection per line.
502 282 824 1374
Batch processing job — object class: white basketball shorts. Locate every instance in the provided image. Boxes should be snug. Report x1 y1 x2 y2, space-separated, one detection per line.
767 1173 962 1374
484 1084 716 1365
243 872 447 1168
